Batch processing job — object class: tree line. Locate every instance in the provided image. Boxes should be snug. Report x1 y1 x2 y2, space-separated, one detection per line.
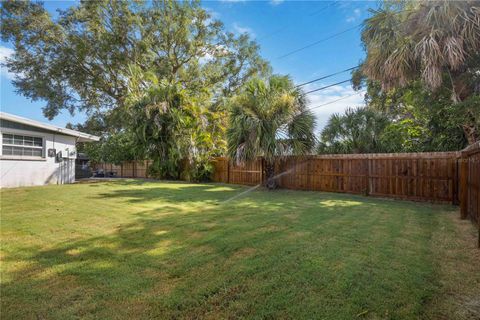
2 0 479 186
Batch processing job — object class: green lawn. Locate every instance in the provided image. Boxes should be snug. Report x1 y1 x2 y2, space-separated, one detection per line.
1 180 479 319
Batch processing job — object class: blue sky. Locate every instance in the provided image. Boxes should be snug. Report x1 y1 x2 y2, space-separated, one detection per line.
0 0 376 133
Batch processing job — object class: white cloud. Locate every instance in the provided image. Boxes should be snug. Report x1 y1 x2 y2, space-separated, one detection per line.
232 23 256 37
346 8 361 23
0 46 15 80
303 83 366 133
270 0 284 5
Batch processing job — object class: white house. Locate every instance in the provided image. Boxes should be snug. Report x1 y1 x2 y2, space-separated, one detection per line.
0 112 99 188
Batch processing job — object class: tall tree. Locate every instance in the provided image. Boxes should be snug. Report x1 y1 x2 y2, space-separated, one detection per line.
125 69 225 181
227 75 316 189
1 0 270 118
1 0 270 178
358 0 480 144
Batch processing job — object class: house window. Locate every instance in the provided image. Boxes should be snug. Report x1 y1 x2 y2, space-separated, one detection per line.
2 134 44 157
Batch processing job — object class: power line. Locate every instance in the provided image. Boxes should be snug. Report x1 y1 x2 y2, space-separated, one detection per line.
296 10 412 89
304 79 351 95
278 7 413 60
258 1 339 41
309 1 338 17
307 92 364 112
277 23 361 59
296 66 359 87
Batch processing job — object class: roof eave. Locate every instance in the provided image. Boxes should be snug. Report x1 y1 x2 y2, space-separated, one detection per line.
0 112 100 142
77 136 100 142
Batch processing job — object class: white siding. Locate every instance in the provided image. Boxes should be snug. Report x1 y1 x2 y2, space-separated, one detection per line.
0 129 77 188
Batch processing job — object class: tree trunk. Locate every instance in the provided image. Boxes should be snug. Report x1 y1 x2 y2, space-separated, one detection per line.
462 122 479 145
264 161 277 190
451 77 479 145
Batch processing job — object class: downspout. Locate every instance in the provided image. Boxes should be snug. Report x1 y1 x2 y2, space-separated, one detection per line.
74 137 79 183
53 133 58 185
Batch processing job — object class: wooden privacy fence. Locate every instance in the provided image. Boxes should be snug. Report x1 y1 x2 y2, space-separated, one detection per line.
212 152 461 203
94 160 151 178
459 143 480 246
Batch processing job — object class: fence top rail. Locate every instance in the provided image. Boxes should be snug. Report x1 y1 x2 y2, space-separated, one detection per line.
212 151 460 162
286 152 460 160
461 142 480 156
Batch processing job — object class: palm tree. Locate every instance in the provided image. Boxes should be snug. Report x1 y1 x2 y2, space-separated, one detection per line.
360 1 480 143
227 75 316 189
317 107 390 154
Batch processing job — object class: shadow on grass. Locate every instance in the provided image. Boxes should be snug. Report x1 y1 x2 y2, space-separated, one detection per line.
93 180 246 205
0 181 455 319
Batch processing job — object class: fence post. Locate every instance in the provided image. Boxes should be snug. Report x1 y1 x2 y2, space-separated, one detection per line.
227 159 230 184
365 156 371 196
261 157 265 185
452 157 459 205
459 153 468 219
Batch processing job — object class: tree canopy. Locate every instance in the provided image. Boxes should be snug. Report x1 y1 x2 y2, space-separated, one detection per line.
1 0 270 118
317 107 390 154
355 0 480 144
2 0 271 180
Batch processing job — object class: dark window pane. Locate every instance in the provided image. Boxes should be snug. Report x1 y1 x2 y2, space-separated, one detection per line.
12 147 23 156
32 149 43 157
2 134 13 144
23 148 33 156
2 146 13 155
33 137 43 147
24 136 34 146
13 135 24 145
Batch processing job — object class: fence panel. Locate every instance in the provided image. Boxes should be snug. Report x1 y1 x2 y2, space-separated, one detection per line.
460 143 480 225
276 156 368 194
210 157 263 185
229 158 263 186
368 153 457 202
212 152 459 203
211 157 228 183
122 162 135 177
135 160 150 178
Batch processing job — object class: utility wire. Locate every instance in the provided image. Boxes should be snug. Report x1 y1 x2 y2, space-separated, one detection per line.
307 92 364 112
304 79 352 95
279 8 412 60
309 1 338 17
277 24 361 59
296 66 359 87
292 9 415 89
259 1 339 41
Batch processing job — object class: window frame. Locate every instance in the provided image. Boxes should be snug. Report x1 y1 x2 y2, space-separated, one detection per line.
0 130 46 160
